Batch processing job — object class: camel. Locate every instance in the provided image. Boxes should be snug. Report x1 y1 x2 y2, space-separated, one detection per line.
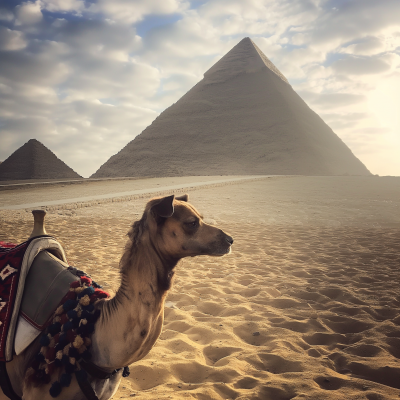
1 194 233 400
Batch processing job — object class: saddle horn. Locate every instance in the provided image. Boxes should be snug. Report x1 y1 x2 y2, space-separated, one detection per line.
29 210 47 239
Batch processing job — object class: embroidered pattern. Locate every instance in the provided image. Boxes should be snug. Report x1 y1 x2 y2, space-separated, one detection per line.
0 241 27 361
0 264 18 281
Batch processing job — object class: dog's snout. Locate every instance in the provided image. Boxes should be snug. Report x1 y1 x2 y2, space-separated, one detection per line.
225 235 234 245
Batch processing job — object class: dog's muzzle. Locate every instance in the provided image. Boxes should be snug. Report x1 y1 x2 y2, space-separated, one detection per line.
225 235 234 245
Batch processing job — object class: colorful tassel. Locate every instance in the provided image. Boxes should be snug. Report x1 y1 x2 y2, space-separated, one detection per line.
80 276 92 285
62 299 78 312
29 270 111 398
48 322 61 335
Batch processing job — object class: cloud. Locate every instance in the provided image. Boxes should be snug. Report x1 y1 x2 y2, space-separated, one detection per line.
88 0 188 23
0 8 14 22
332 55 392 75
15 1 42 25
0 27 26 50
41 0 85 13
299 91 366 109
44 100 158 176
0 48 69 87
341 36 385 56
319 112 369 130
352 127 391 135
54 19 141 56
306 0 400 49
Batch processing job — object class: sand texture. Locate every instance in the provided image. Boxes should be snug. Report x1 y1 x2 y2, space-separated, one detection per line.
1 176 399 399
0 139 81 180
0 175 264 210
92 38 370 178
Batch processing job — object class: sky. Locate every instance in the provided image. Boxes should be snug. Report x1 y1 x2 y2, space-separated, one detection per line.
0 0 399 178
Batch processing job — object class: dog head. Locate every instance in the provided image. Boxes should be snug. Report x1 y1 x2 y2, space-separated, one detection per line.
137 194 233 259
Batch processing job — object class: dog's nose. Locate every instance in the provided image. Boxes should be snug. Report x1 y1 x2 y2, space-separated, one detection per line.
225 235 234 245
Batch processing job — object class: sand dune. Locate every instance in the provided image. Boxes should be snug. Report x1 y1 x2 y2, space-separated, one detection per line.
1 176 399 399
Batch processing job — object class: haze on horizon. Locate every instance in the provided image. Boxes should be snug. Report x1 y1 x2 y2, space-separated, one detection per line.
0 0 399 178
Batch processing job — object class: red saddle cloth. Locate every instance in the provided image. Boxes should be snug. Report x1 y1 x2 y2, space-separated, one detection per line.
0 241 29 361
0 242 17 249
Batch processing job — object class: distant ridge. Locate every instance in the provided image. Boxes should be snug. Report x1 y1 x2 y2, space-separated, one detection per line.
92 37 371 178
0 139 81 180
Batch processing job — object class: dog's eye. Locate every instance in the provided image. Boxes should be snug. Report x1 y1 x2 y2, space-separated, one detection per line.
185 220 198 228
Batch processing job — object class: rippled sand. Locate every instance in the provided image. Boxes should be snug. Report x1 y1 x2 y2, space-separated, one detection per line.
1 176 400 399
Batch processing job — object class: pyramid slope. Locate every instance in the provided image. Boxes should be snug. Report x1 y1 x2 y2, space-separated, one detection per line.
0 139 82 180
204 37 288 84
92 38 370 178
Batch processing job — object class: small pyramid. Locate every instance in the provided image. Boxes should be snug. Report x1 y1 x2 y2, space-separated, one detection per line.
92 37 370 178
0 139 81 180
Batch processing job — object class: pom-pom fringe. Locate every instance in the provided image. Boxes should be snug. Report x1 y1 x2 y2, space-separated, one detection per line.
29 269 109 397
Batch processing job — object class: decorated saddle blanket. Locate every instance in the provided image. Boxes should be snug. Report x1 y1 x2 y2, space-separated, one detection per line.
0 236 79 362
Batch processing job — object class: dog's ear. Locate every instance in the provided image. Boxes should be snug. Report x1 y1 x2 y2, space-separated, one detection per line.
151 195 175 218
176 194 189 202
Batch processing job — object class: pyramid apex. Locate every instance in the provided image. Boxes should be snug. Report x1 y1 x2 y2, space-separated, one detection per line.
27 138 41 145
204 37 288 84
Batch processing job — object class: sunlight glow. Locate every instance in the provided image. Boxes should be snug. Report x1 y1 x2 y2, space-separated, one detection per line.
368 76 400 134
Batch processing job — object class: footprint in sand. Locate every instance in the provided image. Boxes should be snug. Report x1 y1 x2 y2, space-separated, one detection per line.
254 353 303 374
343 344 384 357
166 339 197 355
322 315 374 334
307 348 321 358
258 385 297 400
202 345 241 366
303 332 352 346
385 337 400 358
197 301 226 316
185 327 216 345
345 363 400 390
314 375 346 391
163 320 192 333
233 323 271 346
234 376 259 389
220 305 251 317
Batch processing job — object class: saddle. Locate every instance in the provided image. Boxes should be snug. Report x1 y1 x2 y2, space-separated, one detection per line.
1 212 129 400
0 236 79 362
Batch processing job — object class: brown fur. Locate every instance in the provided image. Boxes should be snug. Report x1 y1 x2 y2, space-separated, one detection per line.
2 194 233 400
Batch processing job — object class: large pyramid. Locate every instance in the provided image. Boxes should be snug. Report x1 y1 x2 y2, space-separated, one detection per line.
0 139 81 180
92 37 370 178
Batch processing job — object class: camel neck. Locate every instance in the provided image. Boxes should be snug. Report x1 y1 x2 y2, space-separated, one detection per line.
90 239 179 369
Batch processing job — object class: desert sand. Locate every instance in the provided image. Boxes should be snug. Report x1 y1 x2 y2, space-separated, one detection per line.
1 175 400 399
